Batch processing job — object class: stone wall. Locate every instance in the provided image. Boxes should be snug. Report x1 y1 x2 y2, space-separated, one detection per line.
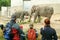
1 6 23 17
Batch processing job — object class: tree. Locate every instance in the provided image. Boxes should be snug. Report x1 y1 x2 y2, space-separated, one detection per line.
0 0 2 10
0 0 11 10
1 0 11 6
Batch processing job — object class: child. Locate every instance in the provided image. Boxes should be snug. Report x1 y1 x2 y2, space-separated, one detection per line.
27 24 38 40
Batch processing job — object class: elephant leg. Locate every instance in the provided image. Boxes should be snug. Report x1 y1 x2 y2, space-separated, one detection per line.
20 16 24 22
49 17 51 19
29 15 31 22
19 18 21 22
20 19 21 22
34 14 37 22
49 13 53 19
21 18 24 21
38 15 40 23
48 15 51 20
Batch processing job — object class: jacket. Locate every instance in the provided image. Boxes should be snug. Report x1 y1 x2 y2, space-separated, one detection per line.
40 25 58 40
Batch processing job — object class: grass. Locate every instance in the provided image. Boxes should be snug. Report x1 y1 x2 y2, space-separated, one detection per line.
19 21 30 24
0 36 5 40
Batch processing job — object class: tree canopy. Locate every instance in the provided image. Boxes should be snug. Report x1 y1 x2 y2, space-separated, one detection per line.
0 0 11 10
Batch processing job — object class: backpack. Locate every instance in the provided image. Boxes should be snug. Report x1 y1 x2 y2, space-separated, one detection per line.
11 28 20 40
4 22 14 39
27 29 36 40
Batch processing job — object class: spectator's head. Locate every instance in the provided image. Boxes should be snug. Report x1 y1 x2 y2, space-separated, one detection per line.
29 23 34 29
0 24 4 30
11 14 17 22
44 18 50 25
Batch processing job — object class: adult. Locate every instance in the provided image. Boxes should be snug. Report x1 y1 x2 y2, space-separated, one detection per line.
40 18 58 40
4 14 25 40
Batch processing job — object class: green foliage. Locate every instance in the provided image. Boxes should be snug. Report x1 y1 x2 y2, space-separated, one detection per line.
1 0 11 6
0 36 5 40
19 21 30 24
0 0 11 10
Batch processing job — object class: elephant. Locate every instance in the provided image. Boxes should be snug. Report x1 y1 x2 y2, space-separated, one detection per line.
12 11 29 22
30 5 54 22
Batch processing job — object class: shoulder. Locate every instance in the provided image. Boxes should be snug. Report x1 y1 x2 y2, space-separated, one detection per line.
13 23 19 27
40 27 44 31
6 22 9 25
50 27 55 31
6 22 10 27
50 27 56 33
12 23 20 29
34 29 37 31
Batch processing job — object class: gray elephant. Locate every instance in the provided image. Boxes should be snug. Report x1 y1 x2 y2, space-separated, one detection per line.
30 5 54 22
12 11 29 22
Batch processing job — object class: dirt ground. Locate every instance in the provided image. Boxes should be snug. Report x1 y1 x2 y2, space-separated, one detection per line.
0 13 60 40
22 23 60 34
0 14 60 35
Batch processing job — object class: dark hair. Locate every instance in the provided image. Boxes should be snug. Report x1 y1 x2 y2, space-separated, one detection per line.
0 24 4 30
44 18 50 24
29 24 33 29
11 14 17 21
